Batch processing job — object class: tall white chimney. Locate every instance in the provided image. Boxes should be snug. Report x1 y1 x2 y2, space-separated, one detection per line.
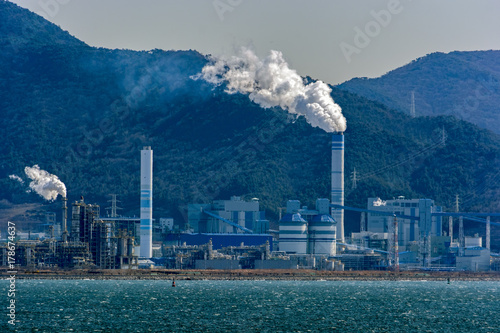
331 133 344 243
140 147 153 258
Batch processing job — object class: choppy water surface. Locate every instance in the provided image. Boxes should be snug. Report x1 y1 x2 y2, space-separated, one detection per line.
1 279 500 332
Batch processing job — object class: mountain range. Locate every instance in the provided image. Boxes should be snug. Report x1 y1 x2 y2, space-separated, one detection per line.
339 50 500 134
1 1 500 244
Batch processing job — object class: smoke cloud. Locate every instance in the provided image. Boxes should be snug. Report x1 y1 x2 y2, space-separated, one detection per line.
24 165 67 201
9 174 24 184
373 198 387 207
195 48 346 133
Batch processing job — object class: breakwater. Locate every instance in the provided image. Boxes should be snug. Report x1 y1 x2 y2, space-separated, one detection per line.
2 268 500 281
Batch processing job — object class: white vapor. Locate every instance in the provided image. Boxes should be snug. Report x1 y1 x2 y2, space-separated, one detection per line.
9 174 24 184
373 198 386 207
195 48 346 133
24 165 67 201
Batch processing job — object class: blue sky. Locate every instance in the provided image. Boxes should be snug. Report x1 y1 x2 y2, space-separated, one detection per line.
11 0 500 84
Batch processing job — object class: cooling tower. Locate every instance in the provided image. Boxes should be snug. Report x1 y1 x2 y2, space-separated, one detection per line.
331 133 344 243
140 147 153 258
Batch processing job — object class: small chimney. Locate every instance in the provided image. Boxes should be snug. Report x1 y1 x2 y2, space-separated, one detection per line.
62 196 68 242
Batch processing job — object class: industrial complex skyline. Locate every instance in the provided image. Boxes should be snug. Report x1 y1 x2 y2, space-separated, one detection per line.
3 2 500 331
4 137 499 272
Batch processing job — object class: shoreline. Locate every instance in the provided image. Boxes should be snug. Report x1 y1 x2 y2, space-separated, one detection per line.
2 269 500 281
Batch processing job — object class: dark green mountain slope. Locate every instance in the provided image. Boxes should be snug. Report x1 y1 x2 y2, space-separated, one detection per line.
338 51 500 134
1 1 500 242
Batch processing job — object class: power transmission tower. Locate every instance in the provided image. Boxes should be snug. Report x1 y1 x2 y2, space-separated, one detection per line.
107 194 122 218
350 168 358 190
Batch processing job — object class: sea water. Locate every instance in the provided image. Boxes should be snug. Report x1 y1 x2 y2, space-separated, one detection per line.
1 279 500 332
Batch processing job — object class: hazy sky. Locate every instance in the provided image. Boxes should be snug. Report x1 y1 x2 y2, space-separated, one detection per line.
10 0 500 84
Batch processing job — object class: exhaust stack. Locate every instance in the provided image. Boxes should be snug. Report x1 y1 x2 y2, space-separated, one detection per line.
62 196 68 242
331 133 344 243
140 146 153 258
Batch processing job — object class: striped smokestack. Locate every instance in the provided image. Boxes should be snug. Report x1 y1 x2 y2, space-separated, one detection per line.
331 133 344 243
140 146 153 258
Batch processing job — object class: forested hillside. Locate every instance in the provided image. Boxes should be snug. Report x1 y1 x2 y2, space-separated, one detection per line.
339 51 500 134
1 1 500 238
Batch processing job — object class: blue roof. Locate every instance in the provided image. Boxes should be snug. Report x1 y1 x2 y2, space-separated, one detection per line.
280 213 306 223
311 214 336 223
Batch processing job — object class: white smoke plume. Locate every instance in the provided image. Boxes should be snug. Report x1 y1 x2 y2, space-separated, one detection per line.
195 48 346 133
373 198 387 207
24 165 67 201
9 174 24 184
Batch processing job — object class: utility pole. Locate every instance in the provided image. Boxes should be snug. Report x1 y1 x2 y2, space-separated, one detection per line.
486 216 491 250
448 216 453 241
394 215 399 272
278 207 287 221
360 212 366 232
388 216 394 268
459 216 464 257
410 91 416 118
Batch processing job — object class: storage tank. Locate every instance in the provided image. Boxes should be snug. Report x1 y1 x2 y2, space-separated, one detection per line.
127 237 134 256
309 214 336 256
279 213 308 254
117 236 126 256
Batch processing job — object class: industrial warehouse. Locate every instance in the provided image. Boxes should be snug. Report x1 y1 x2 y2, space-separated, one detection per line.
2 138 500 273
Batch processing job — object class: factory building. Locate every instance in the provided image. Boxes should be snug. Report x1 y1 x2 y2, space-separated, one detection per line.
162 239 272 270
453 235 491 271
100 216 164 253
71 197 100 244
68 198 138 269
188 196 268 234
366 197 443 251
351 232 390 252
159 218 174 233
101 217 140 241
279 199 336 256
339 249 384 271
456 247 491 271
164 233 273 251
172 197 272 253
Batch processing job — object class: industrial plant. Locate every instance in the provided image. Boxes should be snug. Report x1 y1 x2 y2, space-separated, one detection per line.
2 135 500 272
